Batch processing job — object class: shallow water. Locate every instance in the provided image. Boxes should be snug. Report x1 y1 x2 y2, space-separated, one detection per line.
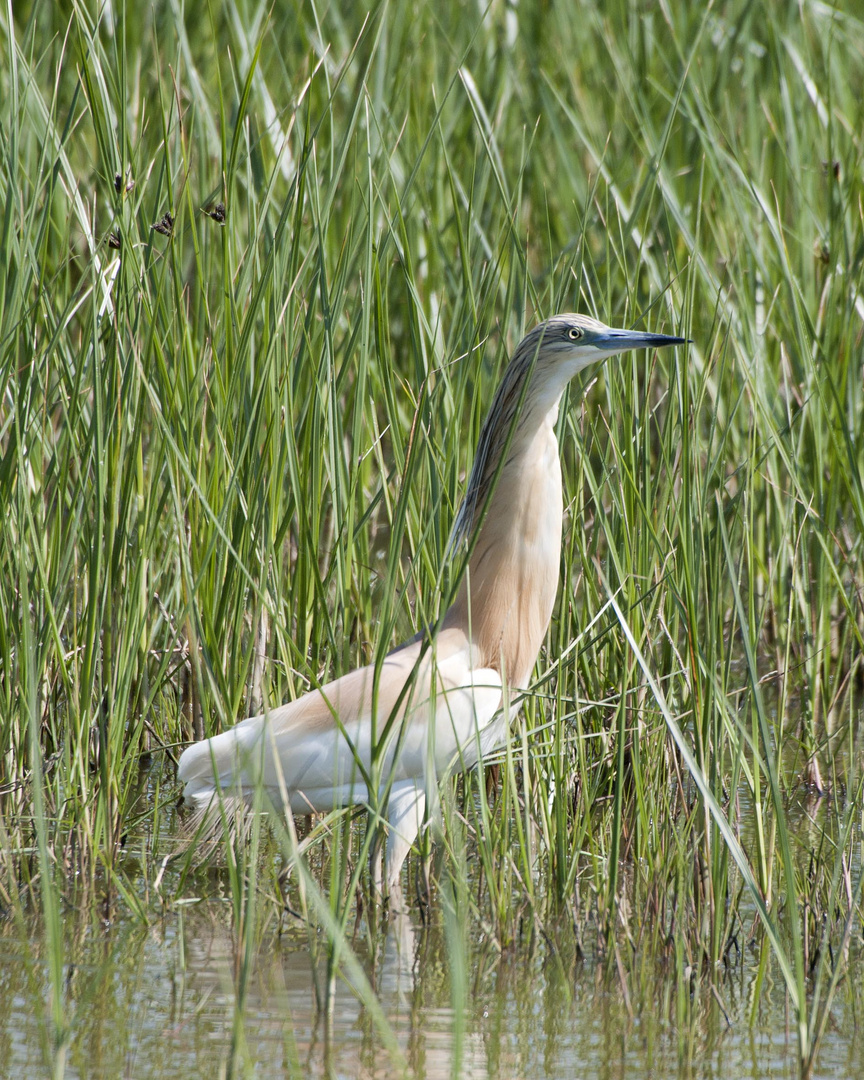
1 880 861 1080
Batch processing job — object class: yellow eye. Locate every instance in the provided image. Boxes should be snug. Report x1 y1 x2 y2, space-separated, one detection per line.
568 326 583 341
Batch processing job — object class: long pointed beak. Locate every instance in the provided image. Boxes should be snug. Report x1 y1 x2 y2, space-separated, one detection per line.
593 327 689 351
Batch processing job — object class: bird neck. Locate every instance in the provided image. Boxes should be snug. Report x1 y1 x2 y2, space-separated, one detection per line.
443 398 564 688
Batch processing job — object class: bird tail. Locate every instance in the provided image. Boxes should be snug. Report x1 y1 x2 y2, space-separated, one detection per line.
187 795 258 861
177 718 267 856
178 714 267 800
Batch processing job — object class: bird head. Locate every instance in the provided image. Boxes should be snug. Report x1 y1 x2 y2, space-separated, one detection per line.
516 313 688 408
535 312 686 365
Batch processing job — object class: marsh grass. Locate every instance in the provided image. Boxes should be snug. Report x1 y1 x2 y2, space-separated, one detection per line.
2 0 864 1076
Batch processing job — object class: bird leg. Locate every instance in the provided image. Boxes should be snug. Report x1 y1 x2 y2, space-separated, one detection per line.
384 780 426 897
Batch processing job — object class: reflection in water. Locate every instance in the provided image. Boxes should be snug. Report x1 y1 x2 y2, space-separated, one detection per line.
0 880 862 1079
179 897 493 1079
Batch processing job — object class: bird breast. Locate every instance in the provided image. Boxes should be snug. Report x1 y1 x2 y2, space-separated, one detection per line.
446 413 563 688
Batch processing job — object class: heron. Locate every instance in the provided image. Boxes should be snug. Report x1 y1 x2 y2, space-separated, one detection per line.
178 313 686 892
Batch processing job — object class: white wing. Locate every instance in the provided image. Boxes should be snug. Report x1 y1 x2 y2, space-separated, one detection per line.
178 627 503 815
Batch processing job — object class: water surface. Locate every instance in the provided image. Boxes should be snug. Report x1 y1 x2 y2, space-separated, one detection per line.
1 879 861 1079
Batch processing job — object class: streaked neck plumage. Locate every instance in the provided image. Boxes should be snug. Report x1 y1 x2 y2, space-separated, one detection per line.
441 314 686 689
443 331 574 689
443 402 563 688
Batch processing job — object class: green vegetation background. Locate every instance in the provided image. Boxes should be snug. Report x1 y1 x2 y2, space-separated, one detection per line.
1 1 863 1075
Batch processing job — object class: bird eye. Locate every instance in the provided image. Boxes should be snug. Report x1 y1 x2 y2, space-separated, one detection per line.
567 327 583 341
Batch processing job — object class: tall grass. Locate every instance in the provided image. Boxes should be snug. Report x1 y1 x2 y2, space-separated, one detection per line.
1 0 863 1076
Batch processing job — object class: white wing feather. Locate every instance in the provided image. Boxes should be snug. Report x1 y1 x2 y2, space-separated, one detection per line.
178 628 503 818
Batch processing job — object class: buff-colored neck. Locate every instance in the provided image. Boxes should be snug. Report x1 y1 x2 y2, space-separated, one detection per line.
443 396 564 687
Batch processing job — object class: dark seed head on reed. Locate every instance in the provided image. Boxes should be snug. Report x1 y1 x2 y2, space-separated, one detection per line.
151 212 174 237
202 202 226 225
